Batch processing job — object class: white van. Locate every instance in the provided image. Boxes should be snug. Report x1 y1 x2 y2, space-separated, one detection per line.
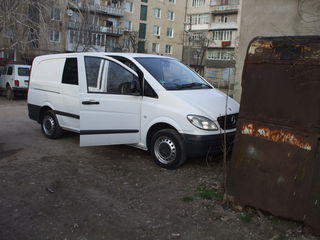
27 53 239 169
0 64 31 99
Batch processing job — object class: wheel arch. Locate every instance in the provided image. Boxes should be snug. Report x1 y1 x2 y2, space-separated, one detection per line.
39 105 53 123
146 122 178 150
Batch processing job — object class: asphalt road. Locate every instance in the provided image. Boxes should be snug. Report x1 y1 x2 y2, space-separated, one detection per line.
0 97 318 240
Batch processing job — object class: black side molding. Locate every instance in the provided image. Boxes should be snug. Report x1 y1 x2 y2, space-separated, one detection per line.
54 110 80 119
80 129 139 135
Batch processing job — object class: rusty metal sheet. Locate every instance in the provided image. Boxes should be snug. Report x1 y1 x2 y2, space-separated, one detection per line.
228 36 320 233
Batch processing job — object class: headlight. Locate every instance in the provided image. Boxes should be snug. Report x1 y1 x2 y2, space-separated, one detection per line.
187 115 218 131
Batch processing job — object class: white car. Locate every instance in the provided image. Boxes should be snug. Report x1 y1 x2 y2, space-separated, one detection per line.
27 53 239 169
0 64 31 99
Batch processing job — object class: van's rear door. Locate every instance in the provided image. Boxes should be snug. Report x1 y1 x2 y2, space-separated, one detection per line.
79 55 142 147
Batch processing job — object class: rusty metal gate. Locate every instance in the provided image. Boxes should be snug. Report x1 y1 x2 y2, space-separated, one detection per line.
228 36 320 233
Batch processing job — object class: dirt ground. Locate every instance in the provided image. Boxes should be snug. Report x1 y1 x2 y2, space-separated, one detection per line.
0 97 319 240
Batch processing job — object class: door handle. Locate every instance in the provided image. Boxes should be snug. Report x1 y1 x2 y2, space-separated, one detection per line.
82 100 100 105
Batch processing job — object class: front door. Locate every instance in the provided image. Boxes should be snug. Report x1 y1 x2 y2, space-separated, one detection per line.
79 56 142 147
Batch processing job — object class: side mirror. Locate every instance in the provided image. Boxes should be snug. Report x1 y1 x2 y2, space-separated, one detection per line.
130 76 141 95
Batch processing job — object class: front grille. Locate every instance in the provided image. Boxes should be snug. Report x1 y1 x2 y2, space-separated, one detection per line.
217 113 238 130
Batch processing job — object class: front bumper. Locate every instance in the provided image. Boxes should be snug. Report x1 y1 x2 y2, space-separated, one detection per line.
182 131 236 157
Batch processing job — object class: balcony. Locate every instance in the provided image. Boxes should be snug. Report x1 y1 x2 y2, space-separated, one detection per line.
68 22 123 36
68 2 124 17
210 22 238 30
91 5 124 17
210 0 239 14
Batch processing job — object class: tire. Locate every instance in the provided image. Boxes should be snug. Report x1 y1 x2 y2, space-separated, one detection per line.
6 86 14 100
150 129 186 169
41 110 63 139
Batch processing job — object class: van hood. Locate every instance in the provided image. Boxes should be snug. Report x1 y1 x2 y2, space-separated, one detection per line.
170 88 239 120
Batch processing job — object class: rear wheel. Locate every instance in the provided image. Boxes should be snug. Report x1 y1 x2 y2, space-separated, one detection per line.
6 86 14 100
41 110 63 139
150 129 186 169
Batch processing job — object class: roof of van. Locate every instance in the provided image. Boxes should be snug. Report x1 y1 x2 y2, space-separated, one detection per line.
34 52 174 60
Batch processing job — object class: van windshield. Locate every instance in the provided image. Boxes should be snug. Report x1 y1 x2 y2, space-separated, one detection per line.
135 57 211 90
18 67 30 76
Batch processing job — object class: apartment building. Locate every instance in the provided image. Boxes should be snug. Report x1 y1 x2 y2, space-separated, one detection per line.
66 0 125 52
183 0 240 90
0 0 186 64
123 0 186 60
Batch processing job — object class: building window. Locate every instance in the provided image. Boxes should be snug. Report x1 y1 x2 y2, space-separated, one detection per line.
165 45 172 54
141 0 148 2
154 8 161 18
51 8 61 21
218 15 227 23
125 1 133 12
192 0 205 7
50 30 60 42
124 21 132 31
167 11 174 21
168 0 176 3
153 25 160 36
208 49 233 60
166 27 173 38
140 5 148 20
213 30 232 41
152 43 160 53
139 23 147 38
187 14 209 25
191 32 204 41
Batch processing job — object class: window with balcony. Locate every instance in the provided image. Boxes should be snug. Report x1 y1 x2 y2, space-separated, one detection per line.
50 30 60 42
154 8 161 18
166 28 173 38
192 0 205 7
208 49 233 60
51 8 61 21
187 14 209 25
153 25 160 36
124 21 132 31
125 1 133 12
218 15 228 23
165 45 172 54
213 30 232 41
167 11 174 21
152 43 160 53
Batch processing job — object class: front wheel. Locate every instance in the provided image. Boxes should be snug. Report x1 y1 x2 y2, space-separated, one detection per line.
150 129 186 169
41 110 63 139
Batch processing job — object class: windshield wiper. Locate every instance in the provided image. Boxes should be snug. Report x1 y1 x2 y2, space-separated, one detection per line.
176 82 210 89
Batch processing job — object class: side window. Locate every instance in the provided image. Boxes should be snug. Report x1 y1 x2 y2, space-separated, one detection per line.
107 62 137 95
84 56 138 95
144 81 158 98
7 67 13 75
62 58 78 85
85 57 105 92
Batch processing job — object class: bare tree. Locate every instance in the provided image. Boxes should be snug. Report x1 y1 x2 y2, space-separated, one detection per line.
0 0 51 62
67 0 102 52
192 33 212 75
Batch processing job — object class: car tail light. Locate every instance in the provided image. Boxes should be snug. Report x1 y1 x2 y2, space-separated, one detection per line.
14 80 19 87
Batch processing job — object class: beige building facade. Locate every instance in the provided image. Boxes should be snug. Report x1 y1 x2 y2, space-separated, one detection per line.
234 0 320 101
183 0 240 93
124 0 186 60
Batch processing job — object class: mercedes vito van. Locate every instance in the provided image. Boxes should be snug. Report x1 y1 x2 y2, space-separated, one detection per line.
28 53 239 169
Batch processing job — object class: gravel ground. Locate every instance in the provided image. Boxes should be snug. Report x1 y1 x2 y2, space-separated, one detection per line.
0 97 319 240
